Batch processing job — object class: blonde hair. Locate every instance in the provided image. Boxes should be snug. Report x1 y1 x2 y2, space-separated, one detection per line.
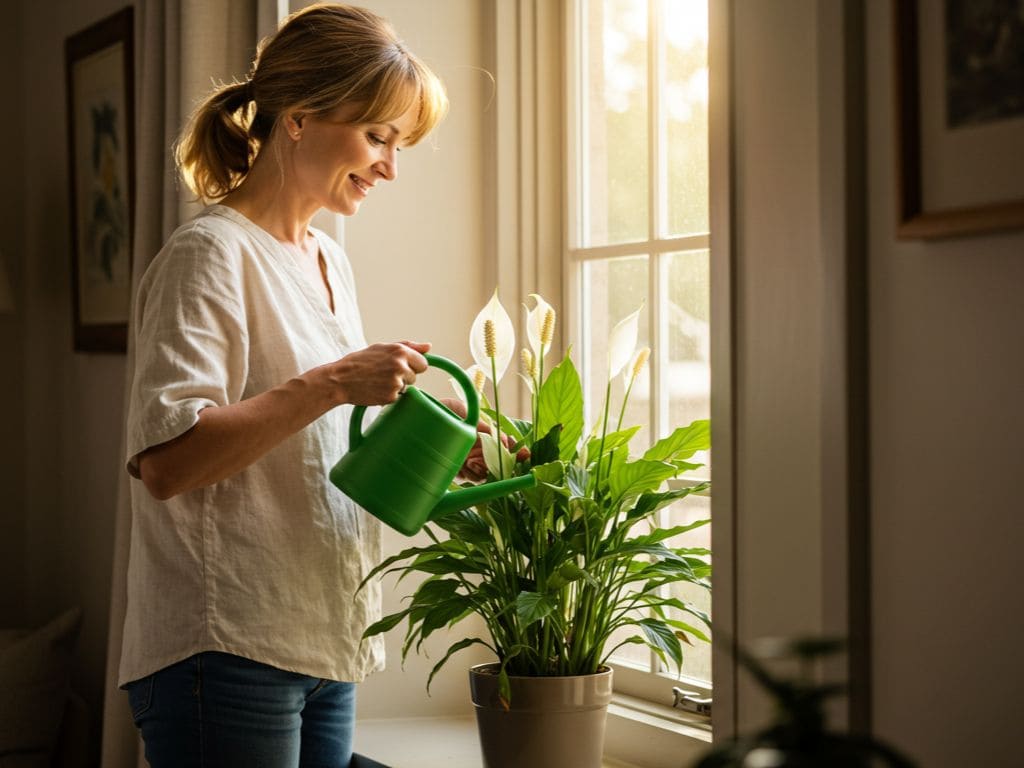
175 3 448 202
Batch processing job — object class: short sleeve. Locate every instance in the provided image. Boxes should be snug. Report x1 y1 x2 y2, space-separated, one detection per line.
125 226 249 475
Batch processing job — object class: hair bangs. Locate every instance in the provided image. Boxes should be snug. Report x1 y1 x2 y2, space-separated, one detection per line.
354 57 448 147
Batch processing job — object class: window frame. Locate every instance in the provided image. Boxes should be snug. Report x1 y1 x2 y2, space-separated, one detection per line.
564 0 714 711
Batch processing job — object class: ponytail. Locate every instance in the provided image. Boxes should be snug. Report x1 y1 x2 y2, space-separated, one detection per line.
174 81 258 202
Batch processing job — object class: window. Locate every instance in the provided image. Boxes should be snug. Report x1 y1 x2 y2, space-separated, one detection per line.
566 0 712 707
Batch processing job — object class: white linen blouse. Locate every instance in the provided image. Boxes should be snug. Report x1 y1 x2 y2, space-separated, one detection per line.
119 204 384 686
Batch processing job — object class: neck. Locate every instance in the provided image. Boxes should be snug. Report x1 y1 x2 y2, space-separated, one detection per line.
219 139 318 247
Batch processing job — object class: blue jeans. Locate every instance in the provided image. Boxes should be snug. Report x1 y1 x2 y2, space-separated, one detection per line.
125 651 356 768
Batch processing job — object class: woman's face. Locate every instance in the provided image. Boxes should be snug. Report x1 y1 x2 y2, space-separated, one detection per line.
288 101 419 216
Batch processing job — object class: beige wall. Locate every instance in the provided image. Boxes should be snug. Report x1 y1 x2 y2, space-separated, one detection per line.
866 2 1024 765
730 0 825 729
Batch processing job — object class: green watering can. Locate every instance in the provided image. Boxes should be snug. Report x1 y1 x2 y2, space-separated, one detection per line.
330 353 536 536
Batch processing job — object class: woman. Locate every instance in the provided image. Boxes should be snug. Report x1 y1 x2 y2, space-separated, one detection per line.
120 5 450 766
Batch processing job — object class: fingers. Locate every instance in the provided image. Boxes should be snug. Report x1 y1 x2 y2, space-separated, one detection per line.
398 340 431 373
331 341 431 406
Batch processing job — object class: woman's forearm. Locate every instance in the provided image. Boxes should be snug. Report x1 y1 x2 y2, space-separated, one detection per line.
136 341 430 500
137 370 337 500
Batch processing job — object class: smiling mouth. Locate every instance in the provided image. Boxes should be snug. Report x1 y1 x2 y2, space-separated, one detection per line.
350 175 370 194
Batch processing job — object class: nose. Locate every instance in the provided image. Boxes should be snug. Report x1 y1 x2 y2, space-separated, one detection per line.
374 147 398 182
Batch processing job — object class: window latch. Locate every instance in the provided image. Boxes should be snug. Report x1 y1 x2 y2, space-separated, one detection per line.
672 687 712 716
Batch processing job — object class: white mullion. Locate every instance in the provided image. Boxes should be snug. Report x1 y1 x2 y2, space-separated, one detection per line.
578 0 591 250
570 233 709 262
565 0 583 411
645 0 661 679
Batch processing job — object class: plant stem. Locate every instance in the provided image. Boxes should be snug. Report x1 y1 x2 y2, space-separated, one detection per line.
616 375 635 433
593 378 613 495
490 356 505 479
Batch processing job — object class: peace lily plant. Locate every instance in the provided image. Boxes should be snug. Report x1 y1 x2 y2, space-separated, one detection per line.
362 290 711 701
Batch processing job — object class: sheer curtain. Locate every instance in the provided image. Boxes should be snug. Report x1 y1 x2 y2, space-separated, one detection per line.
100 1 283 765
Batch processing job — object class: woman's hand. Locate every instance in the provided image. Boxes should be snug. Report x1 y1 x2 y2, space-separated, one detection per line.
440 397 530 482
320 340 431 406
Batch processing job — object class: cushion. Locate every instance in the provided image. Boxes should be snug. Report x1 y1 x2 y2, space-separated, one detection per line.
0 607 83 767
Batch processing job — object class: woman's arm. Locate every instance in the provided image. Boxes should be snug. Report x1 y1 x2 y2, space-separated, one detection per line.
136 341 430 500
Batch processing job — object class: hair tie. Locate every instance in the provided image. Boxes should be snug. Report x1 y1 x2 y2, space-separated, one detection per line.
244 79 255 103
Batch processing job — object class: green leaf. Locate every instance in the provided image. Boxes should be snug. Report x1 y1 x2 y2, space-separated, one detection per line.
516 591 557 627
498 666 511 710
362 608 412 638
637 618 684 671
427 637 494 692
552 561 599 588
626 521 710 547
412 578 462 604
565 464 589 498
628 484 711 521
418 595 476 646
602 540 685 564
644 420 710 462
358 545 438 591
608 459 680 500
536 356 584 461
481 407 528 443
585 426 642 466
520 461 566 514
412 554 486 576
431 508 493 546
530 424 563 467
664 618 711 644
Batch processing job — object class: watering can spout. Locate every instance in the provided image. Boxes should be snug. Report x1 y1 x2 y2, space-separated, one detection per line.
430 473 538 518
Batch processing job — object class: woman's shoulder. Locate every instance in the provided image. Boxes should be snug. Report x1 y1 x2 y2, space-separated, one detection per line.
165 205 254 251
140 207 251 290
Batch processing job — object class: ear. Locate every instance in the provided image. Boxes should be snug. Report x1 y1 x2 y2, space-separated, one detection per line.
284 112 305 139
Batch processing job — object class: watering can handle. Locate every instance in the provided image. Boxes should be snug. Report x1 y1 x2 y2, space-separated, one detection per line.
348 353 480 450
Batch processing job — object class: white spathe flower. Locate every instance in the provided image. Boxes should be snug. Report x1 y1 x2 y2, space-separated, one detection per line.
470 289 515 382
524 293 556 361
449 364 487 405
608 305 643 381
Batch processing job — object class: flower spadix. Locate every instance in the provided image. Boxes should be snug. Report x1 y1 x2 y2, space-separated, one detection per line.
624 347 650 388
450 364 487 405
525 293 556 361
471 289 515 382
608 305 643 381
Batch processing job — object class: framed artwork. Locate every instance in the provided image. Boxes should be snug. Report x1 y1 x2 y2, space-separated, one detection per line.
65 7 135 352
893 0 1024 240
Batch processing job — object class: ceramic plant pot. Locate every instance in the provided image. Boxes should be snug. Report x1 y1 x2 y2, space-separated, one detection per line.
469 663 614 768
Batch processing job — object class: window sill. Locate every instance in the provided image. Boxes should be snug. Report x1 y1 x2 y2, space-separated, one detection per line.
354 695 711 768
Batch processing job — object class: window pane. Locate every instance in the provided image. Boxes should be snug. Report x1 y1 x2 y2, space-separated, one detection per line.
582 256 650 446
582 0 649 247
664 0 709 237
666 249 710 441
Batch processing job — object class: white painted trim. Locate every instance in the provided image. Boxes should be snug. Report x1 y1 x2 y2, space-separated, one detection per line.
483 0 566 416
708 0 738 741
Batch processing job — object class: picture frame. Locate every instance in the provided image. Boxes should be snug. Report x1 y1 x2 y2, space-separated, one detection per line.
893 0 1024 240
65 7 135 353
